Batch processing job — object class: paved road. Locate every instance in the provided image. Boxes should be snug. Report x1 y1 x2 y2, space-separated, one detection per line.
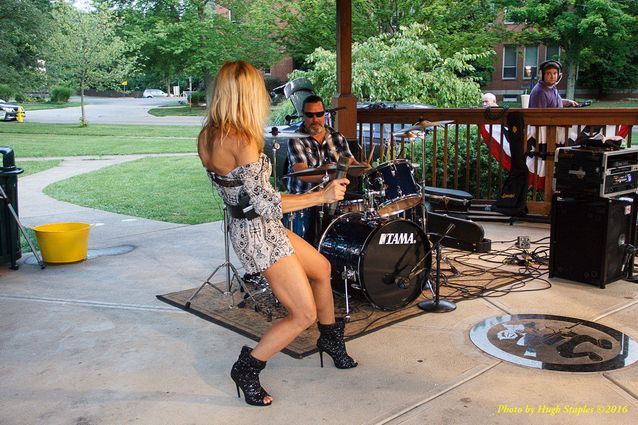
26 96 205 126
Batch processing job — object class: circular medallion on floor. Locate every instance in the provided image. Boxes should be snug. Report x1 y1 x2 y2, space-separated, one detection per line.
470 314 638 372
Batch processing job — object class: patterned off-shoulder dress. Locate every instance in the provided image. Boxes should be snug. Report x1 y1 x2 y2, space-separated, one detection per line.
208 153 294 274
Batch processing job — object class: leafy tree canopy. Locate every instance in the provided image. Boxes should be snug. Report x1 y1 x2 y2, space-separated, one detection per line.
277 0 500 84
46 2 134 125
0 0 52 94
502 0 635 98
292 24 486 107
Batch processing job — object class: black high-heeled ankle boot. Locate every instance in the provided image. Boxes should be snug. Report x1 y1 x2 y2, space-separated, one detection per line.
317 319 358 369
230 346 272 406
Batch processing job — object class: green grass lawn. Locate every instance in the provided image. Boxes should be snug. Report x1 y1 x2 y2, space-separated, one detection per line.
20 228 40 254
45 156 223 224
1 122 200 157
22 102 83 111
17 160 62 177
148 105 207 117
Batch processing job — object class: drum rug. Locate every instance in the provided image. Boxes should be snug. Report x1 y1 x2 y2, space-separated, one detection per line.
157 254 538 358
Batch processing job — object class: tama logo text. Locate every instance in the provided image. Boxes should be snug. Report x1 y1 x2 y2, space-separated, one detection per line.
379 233 416 245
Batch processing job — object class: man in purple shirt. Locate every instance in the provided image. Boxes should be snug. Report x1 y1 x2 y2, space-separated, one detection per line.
529 60 577 108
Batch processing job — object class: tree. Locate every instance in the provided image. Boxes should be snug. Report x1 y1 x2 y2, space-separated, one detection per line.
292 24 486 107
577 1 638 96
0 0 52 95
46 2 133 126
217 0 283 70
276 0 411 66
277 0 501 83
114 0 186 94
409 0 502 84
503 0 635 99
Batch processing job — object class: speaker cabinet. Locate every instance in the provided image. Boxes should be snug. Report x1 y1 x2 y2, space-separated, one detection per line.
549 196 634 288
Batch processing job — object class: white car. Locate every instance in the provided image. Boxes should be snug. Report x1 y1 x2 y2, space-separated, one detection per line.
142 89 168 98
0 99 26 121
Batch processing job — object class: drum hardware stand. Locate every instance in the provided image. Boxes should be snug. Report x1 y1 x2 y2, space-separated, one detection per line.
185 207 272 319
0 184 45 269
418 223 457 313
340 266 357 321
363 189 383 220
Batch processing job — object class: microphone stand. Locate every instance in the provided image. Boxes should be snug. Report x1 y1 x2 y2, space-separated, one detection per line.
418 224 457 312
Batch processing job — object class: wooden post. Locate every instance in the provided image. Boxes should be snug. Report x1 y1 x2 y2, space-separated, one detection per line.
333 0 357 141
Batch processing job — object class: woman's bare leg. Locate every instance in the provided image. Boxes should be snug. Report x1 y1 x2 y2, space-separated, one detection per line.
251 254 318 362
286 230 336 324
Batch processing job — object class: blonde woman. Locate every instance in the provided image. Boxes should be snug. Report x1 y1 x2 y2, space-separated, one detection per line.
197 61 357 407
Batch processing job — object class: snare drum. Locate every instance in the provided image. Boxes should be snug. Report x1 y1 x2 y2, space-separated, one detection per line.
365 159 421 217
336 198 367 215
319 212 431 310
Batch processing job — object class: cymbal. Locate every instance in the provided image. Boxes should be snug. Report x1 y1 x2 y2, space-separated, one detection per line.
286 163 369 177
392 131 420 139
392 119 455 136
264 126 309 139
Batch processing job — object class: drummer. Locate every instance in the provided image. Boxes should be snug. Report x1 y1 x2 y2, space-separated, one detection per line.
285 94 365 242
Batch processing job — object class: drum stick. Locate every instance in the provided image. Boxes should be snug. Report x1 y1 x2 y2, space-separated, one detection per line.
390 136 395 160
367 141 376 165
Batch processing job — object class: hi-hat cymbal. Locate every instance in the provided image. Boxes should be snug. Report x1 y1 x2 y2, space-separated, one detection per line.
392 119 455 136
286 163 368 178
264 126 309 139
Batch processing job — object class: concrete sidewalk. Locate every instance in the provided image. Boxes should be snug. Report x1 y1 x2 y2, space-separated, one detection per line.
1 157 637 425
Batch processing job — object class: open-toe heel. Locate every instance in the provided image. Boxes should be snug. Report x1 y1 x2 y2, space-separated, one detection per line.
230 346 272 406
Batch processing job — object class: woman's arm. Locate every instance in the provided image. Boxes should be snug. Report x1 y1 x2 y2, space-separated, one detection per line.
281 178 349 213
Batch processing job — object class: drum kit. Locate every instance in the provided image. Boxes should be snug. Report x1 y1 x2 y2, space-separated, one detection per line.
188 120 456 319
271 119 457 314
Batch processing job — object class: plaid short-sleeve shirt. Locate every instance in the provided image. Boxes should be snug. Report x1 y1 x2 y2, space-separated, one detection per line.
286 125 354 194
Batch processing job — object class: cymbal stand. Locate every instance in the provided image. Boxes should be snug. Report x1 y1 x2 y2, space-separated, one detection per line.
271 140 280 191
185 207 271 317
418 223 457 312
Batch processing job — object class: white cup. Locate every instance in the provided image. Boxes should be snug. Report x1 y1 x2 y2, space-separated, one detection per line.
521 94 530 108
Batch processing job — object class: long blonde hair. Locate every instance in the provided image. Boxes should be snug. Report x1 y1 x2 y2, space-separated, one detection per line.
200 60 270 152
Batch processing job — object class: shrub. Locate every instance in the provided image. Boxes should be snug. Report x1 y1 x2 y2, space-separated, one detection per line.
14 93 26 103
50 86 74 103
0 84 13 100
189 90 206 105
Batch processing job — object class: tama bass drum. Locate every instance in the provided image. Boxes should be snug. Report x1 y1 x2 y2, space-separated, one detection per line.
319 213 431 310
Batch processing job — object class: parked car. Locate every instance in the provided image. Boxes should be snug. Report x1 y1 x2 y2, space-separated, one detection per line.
142 88 168 98
0 99 26 121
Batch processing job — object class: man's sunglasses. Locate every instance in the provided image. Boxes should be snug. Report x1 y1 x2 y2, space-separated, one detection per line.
303 111 325 118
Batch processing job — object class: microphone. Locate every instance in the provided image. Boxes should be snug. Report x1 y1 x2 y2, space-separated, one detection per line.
327 156 350 216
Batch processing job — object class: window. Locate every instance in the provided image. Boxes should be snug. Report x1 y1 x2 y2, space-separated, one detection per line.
503 45 517 79
545 46 560 62
523 46 538 80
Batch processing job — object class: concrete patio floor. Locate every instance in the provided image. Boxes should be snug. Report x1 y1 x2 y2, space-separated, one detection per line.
1 156 637 425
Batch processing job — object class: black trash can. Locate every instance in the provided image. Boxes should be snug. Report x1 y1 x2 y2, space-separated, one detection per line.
0 146 24 269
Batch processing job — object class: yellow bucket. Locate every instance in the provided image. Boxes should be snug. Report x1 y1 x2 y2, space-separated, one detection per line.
32 222 91 264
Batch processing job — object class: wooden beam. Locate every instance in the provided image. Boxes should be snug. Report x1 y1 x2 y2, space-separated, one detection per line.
333 0 357 140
